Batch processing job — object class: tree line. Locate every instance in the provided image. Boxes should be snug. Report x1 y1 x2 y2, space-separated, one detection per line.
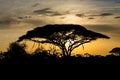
0 24 120 64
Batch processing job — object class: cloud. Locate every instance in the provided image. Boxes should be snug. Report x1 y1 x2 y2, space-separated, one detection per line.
0 16 22 29
49 12 63 16
0 17 20 25
100 13 114 16
33 8 53 14
17 16 31 19
88 25 116 32
86 25 120 34
24 19 46 26
115 16 120 19
76 14 85 17
88 17 95 19
33 8 65 16
60 17 66 19
32 3 40 7
76 13 114 19
0 16 47 30
89 13 114 17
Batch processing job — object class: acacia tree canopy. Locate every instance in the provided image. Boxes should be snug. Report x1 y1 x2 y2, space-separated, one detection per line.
17 24 110 56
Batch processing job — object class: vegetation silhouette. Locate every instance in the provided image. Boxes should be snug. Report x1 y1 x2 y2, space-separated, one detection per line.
1 49 120 64
0 24 120 64
1 42 30 64
109 47 120 56
17 24 110 57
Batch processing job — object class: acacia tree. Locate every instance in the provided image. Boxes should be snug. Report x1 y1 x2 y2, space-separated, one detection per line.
109 47 120 56
17 24 110 57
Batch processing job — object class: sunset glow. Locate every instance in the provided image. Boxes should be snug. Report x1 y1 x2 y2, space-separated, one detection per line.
64 15 81 24
0 0 120 56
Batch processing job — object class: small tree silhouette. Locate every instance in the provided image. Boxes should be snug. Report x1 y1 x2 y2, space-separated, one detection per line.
7 42 27 59
17 24 110 57
109 47 120 56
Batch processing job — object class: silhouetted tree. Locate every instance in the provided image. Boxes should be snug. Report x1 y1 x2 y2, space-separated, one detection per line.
17 24 110 57
109 47 120 56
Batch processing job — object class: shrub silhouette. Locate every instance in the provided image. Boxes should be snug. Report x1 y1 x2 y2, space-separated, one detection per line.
5 42 29 63
109 47 120 56
17 24 110 57
0 51 5 59
1 47 120 64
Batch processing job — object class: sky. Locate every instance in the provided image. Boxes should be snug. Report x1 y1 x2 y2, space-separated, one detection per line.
0 0 120 56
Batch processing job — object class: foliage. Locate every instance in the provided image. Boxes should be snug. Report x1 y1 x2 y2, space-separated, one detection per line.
5 42 28 60
17 24 110 57
109 47 120 56
0 50 120 64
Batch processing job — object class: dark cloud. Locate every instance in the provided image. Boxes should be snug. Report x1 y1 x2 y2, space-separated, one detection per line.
0 17 46 29
0 15 45 29
33 8 53 14
76 14 85 17
0 20 11 24
88 17 95 19
85 25 120 34
18 17 24 19
115 16 120 19
33 8 65 16
0 17 20 25
18 16 31 19
89 14 99 16
76 13 114 19
89 13 114 17
49 12 63 16
100 13 114 16
0 17 22 29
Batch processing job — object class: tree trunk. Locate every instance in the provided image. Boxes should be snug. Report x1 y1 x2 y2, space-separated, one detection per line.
62 48 66 57
68 50 72 56
62 47 70 57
